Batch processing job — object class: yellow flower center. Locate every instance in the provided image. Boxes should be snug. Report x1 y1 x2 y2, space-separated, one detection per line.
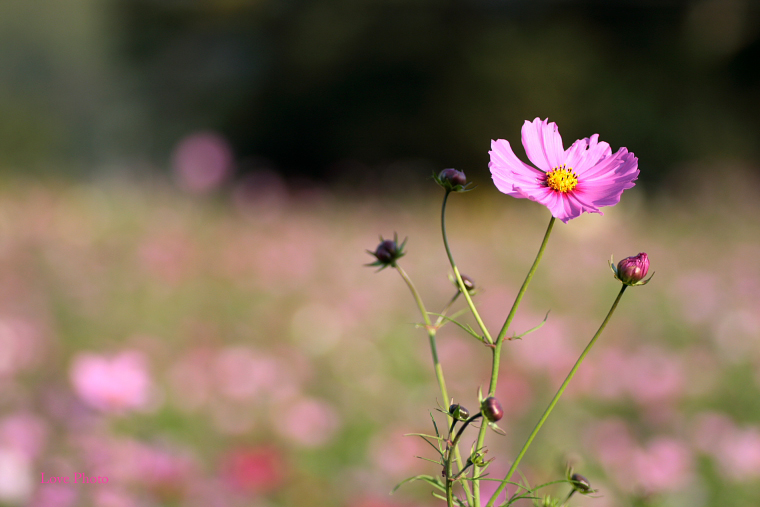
546 165 578 193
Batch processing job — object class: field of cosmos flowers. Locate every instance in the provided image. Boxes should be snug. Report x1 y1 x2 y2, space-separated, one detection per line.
0 161 759 507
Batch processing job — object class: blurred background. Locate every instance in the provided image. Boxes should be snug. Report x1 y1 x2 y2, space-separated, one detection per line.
1 0 759 506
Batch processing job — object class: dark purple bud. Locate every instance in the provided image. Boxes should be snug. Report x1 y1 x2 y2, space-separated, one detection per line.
460 275 476 293
570 473 592 493
439 168 467 187
435 168 470 192
481 397 503 422
449 403 470 421
616 252 650 285
366 233 407 270
374 240 398 264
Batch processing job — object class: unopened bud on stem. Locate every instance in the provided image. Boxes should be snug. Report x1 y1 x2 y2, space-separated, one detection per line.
366 233 407 271
448 403 470 421
435 168 472 192
570 473 592 493
610 252 653 286
481 397 504 422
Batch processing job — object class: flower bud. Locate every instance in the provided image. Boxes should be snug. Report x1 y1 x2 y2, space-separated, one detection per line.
480 397 503 422
448 273 477 295
539 496 561 507
366 234 407 271
448 403 470 421
468 451 487 467
435 168 470 192
570 473 592 493
460 274 476 293
374 240 398 264
610 252 653 286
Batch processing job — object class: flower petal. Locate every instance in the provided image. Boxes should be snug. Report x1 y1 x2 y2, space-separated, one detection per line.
521 118 565 171
563 138 590 171
489 139 544 198
575 149 639 207
523 189 579 223
568 134 613 175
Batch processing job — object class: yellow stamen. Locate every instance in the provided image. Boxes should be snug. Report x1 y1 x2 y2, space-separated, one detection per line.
546 165 578 193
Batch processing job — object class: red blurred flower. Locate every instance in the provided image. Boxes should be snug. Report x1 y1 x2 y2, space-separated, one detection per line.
221 446 286 494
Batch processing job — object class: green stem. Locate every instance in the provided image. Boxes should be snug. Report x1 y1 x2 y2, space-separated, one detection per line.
434 292 461 328
472 215 555 507
485 284 628 507
495 216 556 346
395 264 433 328
441 191 493 344
445 413 482 507
394 264 473 506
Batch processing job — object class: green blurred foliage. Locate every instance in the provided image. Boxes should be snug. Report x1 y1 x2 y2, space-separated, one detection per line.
0 0 759 188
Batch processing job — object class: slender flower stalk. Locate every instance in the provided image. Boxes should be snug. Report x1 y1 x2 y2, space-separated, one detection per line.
471 216 556 506
445 412 482 506
485 284 628 507
441 186 557 506
394 264 474 506
441 190 494 345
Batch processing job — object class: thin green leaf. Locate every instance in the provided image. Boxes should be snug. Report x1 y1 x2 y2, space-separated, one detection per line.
512 310 550 340
531 479 572 491
429 411 440 438
501 494 540 506
404 432 444 441
415 455 444 465
391 474 440 494
412 435 444 457
462 477 523 487
428 313 484 341
431 492 467 507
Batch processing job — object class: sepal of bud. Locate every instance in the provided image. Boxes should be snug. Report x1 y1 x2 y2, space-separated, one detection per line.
434 168 474 193
539 495 562 507
448 403 470 421
610 253 653 286
366 233 407 271
466 449 492 468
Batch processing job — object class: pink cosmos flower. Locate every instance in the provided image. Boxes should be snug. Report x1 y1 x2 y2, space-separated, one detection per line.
489 118 639 223
70 351 151 414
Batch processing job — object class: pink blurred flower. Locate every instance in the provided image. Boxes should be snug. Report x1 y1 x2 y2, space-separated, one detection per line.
0 413 47 459
693 414 760 481
489 118 638 223
221 446 286 494
370 429 427 477
0 318 44 377
586 418 637 472
30 484 77 507
716 428 760 481
349 495 414 507
213 347 280 401
272 397 340 447
92 489 139 507
631 438 693 493
172 131 234 193
70 351 151 414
